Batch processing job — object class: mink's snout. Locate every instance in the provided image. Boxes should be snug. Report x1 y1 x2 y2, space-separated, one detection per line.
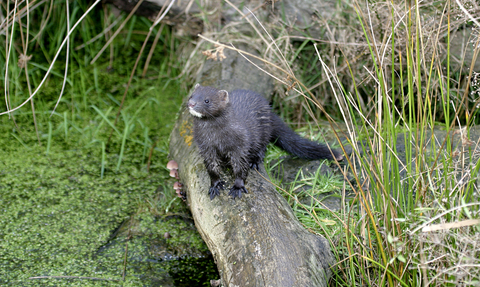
187 98 196 108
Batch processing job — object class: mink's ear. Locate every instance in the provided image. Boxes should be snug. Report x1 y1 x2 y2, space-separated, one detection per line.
217 90 229 104
194 83 200 89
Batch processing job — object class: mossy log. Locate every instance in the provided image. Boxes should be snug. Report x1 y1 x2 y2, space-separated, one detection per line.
168 49 335 286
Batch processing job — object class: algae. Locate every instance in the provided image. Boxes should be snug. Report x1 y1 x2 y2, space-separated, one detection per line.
0 137 217 286
0 67 217 287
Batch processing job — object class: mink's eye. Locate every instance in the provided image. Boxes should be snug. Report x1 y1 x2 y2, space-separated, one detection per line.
204 99 209 104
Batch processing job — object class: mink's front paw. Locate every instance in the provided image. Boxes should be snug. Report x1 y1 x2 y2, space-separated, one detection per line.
209 180 225 200
228 185 248 199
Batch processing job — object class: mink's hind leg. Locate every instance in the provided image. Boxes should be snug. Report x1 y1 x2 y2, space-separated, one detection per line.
249 148 266 171
228 155 249 199
249 162 260 170
249 159 263 171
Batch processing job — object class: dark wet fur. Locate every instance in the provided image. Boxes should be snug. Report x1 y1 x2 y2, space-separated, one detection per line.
188 85 341 200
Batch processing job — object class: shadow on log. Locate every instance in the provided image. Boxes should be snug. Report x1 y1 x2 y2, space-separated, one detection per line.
169 48 335 286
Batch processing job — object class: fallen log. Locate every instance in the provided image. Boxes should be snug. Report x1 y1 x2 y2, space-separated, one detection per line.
169 48 335 286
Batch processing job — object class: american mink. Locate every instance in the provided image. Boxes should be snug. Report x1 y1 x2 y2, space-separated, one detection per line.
187 84 342 200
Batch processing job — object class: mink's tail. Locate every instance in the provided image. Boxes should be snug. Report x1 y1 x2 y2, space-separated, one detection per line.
271 114 343 161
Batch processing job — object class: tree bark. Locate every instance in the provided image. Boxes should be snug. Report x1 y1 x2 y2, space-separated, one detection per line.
168 48 335 286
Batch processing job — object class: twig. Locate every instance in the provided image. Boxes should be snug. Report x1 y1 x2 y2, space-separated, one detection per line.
51 0 70 115
142 23 165 77
29 276 119 281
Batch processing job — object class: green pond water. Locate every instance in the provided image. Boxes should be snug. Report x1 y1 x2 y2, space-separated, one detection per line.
0 70 218 286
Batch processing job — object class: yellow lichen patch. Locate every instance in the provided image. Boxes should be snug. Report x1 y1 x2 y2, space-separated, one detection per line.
179 120 194 146
184 135 194 146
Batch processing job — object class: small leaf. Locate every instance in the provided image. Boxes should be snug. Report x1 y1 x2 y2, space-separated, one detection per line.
320 219 336 225
387 233 394 244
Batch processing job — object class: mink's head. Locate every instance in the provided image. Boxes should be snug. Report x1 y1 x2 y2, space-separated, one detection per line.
187 84 229 118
